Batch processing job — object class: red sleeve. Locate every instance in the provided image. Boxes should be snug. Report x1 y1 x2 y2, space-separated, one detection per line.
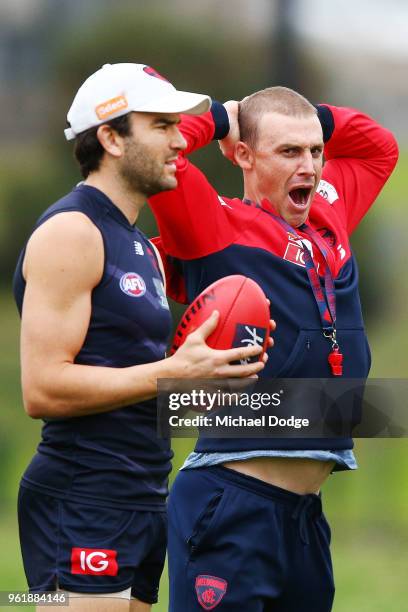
320 105 399 234
149 111 239 259
179 110 216 154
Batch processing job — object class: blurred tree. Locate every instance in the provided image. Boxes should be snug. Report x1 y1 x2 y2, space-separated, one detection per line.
0 4 390 327
268 0 326 100
0 7 269 285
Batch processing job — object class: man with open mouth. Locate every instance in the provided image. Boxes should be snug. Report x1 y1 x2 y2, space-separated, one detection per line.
149 86 398 610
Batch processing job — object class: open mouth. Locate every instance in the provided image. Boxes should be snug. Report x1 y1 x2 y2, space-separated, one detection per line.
288 187 312 207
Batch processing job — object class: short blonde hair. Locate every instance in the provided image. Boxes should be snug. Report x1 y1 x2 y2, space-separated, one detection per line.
238 86 316 147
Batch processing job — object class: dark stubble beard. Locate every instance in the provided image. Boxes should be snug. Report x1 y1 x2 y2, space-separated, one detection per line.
118 139 175 197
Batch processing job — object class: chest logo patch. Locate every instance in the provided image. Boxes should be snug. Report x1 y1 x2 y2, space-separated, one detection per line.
195 575 228 610
316 179 339 204
119 272 146 297
283 235 316 269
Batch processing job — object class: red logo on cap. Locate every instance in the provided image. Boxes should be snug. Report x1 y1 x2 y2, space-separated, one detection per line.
143 66 169 82
71 548 118 575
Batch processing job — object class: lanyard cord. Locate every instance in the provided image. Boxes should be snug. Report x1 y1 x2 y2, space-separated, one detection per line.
241 198 343 372
269 215 341 354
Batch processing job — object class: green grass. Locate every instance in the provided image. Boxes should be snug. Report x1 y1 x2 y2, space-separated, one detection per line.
331 528 408 612
0 512 34 612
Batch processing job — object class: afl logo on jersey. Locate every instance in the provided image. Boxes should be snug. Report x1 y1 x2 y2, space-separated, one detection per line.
119 272 146 297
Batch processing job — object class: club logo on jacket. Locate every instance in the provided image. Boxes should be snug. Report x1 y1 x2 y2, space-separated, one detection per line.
317 227 336 247
316 179 339 204
195 575 228 610
317 228 346 260
119 272 146 297
71 548 118 576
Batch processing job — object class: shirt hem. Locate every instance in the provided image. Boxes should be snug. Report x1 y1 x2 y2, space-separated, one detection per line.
20 479 167 511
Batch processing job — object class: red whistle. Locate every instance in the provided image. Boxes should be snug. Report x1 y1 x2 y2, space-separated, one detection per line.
328 347 343 376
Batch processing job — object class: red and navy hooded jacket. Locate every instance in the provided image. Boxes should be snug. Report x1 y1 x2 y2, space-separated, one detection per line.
149 101 398 453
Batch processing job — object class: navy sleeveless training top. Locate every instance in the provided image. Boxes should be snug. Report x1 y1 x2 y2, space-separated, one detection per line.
13 185 173 509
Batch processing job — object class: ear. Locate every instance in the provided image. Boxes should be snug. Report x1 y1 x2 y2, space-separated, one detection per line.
96 124 125 158
234 141 254 170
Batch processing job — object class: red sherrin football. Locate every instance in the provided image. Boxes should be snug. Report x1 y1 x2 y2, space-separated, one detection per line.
170 275 270 362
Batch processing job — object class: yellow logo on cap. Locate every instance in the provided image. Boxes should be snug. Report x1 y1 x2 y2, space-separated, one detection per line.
95 95 128 120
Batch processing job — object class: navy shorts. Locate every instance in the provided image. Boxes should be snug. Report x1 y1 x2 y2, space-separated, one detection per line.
168 466 335 611
18 485 167 603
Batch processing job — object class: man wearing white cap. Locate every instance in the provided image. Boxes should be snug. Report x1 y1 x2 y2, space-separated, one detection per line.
13 63 265 611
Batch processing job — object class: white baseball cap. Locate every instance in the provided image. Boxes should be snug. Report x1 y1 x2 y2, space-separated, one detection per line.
64 63 212 140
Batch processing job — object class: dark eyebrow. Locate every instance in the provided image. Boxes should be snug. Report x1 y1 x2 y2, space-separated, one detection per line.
152 116 181 126
279 142 324 150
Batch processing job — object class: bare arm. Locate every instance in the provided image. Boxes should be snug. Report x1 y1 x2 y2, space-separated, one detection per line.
21 212 265 420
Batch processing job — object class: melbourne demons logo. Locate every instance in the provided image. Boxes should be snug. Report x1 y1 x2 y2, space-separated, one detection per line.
195 575 228 610
119 272 146 297
71 548 118 576
143 66 169 82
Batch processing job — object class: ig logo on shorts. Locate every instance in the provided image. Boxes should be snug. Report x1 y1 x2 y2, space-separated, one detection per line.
71 548 118 576
119 272 146 297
